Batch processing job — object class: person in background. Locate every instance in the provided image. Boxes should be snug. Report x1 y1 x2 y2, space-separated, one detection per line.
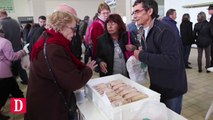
127 19 143 46
55 3 83 60
25 11 97 120
0 9 29 85
127 19 138 39
162 9 179 40
132 0 187 114
180 13 194 69
194 12 212 73
0 29 28 120
79 15 90 41
28 15 46 54
96 14 139 77
21 23 31 45
26 23 40 44
85 2 111 62
162 9 185 56
208 4 213 67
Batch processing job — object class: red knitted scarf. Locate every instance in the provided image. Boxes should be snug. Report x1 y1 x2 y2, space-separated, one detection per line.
31 29 85 69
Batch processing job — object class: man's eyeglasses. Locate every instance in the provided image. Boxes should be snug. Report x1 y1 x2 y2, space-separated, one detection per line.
66 26 77 32
131 8 145 15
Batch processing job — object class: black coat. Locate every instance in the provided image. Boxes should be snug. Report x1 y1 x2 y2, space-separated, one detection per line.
139 19 187 99
29 26 46 53
180 21 195 45
96 32 139 77
70 25 82 60
194 20 212 48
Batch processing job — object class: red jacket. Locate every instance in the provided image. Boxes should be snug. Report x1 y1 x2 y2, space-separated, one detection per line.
89 18 105 58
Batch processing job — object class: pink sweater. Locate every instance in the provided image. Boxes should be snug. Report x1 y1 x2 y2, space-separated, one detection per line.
0 37 24 78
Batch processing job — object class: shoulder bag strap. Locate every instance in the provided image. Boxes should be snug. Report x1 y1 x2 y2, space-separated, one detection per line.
128 31 131 44
42 33 75 117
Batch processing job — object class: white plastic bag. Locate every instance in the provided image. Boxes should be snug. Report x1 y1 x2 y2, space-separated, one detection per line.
126 56 148 85
21 54 30 70
133 101 168 120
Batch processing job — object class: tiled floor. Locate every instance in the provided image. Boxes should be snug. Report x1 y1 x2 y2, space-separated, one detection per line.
1 48 213 120
181 48 213 120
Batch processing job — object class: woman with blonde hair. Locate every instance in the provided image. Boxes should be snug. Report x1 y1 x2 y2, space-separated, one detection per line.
194 12 212 73
25 11 97 120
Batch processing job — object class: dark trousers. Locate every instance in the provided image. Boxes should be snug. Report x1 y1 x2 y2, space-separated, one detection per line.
211 44 213 67
183 45 191 66
12 60 28 83
0 77 24 108
197 46 211 70
84 45 93 64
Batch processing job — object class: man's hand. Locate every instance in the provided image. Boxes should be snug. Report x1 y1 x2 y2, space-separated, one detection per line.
133 49 141 60
125 44 136 52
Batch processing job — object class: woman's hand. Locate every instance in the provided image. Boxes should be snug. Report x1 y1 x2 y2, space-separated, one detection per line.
125 44 136 52
86 60 97 71
100 61 108 74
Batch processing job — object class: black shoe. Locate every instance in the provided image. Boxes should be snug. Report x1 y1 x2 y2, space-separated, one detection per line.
0 113 10 120
187 62 191 65
206 70 210 73
198 70 202 73
20 81 28 85
185 66 192 69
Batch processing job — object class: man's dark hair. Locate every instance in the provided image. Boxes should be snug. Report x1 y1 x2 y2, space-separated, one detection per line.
38 15 46 20
166 9 176 17
133 0 158 19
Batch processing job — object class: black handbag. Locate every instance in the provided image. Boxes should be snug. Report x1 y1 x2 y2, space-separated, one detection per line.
43 33 76 119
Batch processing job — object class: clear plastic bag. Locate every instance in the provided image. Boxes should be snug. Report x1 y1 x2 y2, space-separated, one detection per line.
21 54 30 70
126 56 148 85
133 100 168 120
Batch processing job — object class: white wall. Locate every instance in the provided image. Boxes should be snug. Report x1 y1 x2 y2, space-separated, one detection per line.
8 0 126 22
8 0 32 19
164 0 212 28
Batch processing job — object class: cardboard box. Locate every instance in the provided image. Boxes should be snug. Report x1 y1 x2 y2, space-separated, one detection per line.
85 74 160 120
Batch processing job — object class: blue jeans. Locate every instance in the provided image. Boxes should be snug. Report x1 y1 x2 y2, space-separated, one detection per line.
161 95 183 114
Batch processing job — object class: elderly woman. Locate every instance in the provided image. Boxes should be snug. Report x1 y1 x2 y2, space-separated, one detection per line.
96 14 139 77
0 29 26 120
25 11 96 120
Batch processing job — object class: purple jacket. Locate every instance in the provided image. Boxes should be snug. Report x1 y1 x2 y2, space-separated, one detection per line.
0 37 24 78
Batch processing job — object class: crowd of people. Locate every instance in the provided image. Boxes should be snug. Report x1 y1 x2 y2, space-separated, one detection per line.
0 0 213 120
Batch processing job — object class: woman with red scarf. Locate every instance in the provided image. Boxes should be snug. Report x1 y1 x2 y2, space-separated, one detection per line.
25 11 97 120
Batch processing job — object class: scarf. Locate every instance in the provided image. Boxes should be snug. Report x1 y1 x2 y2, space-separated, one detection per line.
31 29 85 69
